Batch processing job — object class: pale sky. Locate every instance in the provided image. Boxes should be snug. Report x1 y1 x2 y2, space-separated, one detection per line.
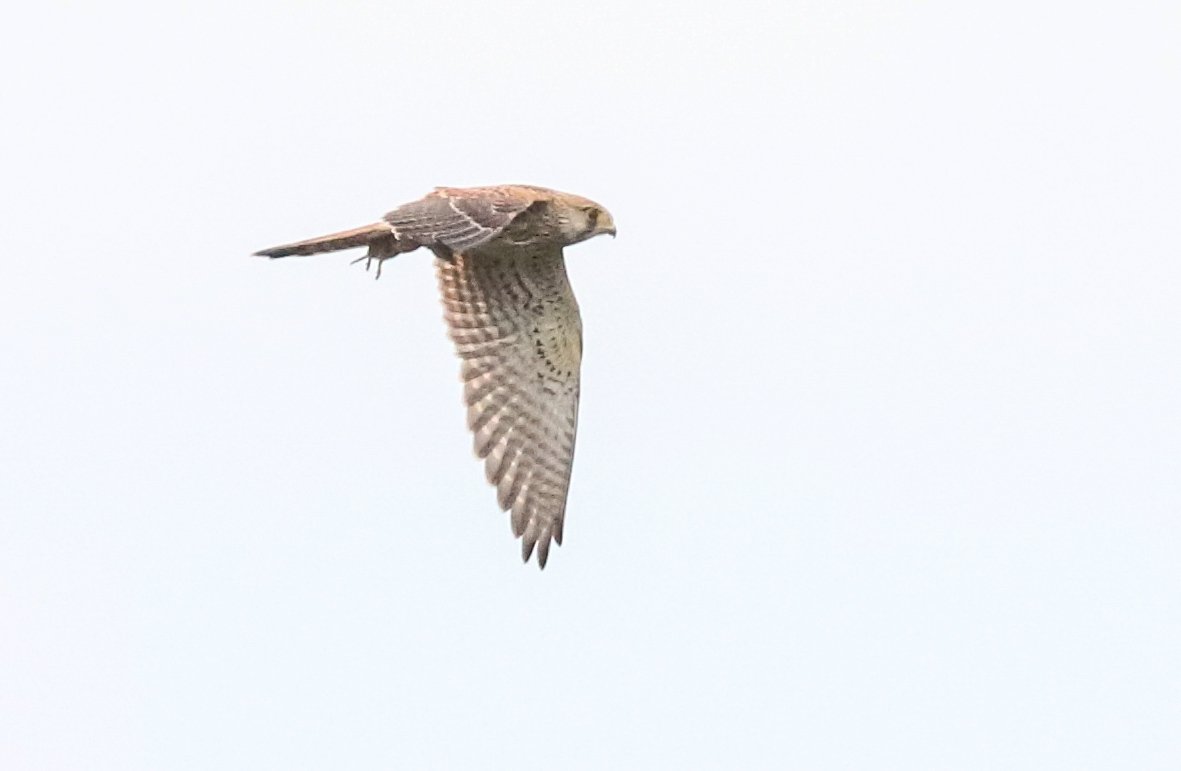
3 2 1179 769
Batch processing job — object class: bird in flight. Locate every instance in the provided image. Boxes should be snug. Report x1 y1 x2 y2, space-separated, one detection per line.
255 185 616 568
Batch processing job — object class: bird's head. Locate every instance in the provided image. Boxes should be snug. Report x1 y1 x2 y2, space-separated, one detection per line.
552 192 616 245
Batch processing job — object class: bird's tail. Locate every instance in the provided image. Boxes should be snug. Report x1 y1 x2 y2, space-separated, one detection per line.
253 222 396 258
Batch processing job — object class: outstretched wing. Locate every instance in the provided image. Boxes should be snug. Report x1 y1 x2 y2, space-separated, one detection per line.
385 186 542 254
436 247 582 568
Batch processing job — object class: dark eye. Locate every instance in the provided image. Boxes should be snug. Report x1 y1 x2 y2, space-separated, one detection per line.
586 208 599 226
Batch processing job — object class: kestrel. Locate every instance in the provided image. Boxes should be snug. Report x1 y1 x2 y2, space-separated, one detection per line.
255 185 616 568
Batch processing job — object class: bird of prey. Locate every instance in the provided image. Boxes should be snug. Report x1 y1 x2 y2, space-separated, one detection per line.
255 185 616 568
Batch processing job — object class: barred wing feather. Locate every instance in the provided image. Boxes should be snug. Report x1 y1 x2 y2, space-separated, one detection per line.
436 248 582 567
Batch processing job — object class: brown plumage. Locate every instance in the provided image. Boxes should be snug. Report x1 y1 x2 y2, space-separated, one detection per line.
255 185 616 568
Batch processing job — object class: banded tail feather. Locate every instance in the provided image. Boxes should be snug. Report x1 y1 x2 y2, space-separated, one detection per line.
254 222 400 258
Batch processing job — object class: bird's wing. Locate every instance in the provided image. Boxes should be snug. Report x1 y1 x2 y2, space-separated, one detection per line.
436 247 582 568
385 186 542 253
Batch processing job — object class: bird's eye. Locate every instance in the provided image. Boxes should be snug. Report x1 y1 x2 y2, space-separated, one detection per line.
586 208 599 226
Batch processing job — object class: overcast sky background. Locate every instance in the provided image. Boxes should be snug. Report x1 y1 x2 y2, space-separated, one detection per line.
2 2 1179 769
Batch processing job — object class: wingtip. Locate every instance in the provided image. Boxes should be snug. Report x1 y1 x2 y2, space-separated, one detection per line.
521 537 552 569
520 536 556 569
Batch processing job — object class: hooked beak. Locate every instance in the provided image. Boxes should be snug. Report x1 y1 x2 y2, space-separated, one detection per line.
598 213 617 238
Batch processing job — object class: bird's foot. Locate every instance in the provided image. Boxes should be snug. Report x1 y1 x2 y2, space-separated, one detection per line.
349 254 390 280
